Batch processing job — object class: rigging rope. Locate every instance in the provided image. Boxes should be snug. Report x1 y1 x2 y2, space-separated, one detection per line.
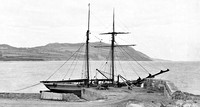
14 43 85 91
97 49 111 79
118 35 168 70
90 11 111 33
128 48 161 71
63 44 85 79
47 43 85 81
115 51 127 78
97 45 111 72
70 45 84 79
116 43 150 74
111 17 160 72
117 37 162 71
116 45 140 78
95 41 102 78
63 52 78 79
116 16 130 32
14 83 41 91
69 56 79 79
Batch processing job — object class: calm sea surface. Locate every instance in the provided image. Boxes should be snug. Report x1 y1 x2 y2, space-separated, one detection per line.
0 61 200 95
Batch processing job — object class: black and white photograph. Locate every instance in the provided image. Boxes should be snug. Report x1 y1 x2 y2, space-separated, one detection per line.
0 0 200 106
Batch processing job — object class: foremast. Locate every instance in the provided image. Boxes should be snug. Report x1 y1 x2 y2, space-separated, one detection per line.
111 9 115 84
86 4 90 87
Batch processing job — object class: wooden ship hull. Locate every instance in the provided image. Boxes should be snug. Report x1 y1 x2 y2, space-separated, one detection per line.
41 79 88 96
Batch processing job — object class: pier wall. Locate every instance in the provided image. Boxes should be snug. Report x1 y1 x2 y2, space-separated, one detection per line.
40 91 82 101
143 78 179 99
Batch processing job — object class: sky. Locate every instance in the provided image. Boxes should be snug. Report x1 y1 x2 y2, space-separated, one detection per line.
0 0 200 61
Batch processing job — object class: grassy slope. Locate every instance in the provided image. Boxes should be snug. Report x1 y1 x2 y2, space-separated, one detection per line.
0 42 152 61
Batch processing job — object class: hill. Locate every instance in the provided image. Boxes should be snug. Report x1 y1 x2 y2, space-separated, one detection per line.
0 42 152 61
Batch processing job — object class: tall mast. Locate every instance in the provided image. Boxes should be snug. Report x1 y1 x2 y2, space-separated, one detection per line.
111 9 115 83
100 9 131 84
86 3 90 87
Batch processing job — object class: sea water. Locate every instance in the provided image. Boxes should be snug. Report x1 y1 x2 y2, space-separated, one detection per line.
0 61 199 95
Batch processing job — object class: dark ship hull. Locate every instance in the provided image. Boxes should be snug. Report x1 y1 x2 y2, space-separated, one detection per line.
41 79 88 96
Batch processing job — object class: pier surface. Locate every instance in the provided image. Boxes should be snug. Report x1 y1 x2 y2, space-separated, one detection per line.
0 87 199 107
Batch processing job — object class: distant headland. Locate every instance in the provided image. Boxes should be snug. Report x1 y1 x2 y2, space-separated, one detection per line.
0 42 152 61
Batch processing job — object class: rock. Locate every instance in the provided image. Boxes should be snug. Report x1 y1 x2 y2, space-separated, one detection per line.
126 103 144 107
126 101 144 107
175 100 184 106
175 100 200 107
182 103 199 107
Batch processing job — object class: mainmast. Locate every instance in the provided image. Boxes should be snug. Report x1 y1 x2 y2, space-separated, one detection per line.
100 9 132 84
86 3 90 87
